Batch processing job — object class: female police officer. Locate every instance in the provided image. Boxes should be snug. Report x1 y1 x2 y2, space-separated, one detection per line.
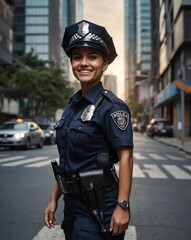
44 20 133 240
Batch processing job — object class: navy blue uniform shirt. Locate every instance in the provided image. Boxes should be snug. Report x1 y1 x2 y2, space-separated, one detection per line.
55 82 133 176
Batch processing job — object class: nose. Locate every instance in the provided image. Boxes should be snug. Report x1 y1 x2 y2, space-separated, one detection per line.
80 57 88 66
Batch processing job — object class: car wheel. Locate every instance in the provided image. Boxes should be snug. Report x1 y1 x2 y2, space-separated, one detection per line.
24 138 31 150
37 138 44 148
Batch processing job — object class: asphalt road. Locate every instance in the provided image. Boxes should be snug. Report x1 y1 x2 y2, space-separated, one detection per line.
0 133 191 240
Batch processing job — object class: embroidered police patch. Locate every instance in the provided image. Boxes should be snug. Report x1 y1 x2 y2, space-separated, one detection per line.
111 111 129 130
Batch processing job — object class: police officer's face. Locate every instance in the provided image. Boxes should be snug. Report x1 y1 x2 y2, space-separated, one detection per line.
71 47 108 89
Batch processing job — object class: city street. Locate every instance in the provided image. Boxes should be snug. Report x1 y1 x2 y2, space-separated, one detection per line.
0 132 191 240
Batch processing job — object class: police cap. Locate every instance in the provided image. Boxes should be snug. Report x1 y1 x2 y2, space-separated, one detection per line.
61 20 118 64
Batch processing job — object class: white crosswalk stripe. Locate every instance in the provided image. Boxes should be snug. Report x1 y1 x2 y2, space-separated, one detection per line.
133 152 185 161
24 158 59 168
1 156 49 167
133 164 145 178
162 165 191 180
165 154 186 161
32 225 137 240
0 153 191 180
184 165 191 171
0 155 26 163
143 164 168 179
148 153 166 160
133 153 147 160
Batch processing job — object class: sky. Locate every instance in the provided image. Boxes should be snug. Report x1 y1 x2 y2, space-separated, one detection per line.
83 0 125 99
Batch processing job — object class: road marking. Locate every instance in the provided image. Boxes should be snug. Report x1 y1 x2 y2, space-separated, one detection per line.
133 164 146 178
149 153 166 160
133 153 147 160
165 155 185 161
0 154 9 158
32 225 137 240
125 226 137 240
24 158 59 168
0 156 25 164
162 165 191 180
143 164 168 179
0 154 191 181
184 165 191 171
1 156 49 167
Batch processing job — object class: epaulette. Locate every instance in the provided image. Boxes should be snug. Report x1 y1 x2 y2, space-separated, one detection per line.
101 89 120 104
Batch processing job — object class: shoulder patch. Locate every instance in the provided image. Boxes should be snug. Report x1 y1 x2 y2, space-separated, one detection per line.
111 110 129 130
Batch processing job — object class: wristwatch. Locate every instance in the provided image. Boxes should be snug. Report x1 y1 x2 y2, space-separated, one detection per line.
117 200 129 209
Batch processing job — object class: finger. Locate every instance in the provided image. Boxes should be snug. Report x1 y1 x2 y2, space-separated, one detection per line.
44 213 51 228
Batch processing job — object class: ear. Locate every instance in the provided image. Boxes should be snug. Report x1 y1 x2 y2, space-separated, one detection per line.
102 60 109 72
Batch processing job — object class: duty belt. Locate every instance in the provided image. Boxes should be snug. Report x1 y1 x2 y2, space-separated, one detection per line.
62 169 118 195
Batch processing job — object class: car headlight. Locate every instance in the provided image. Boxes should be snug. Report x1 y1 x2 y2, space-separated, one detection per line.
15 133 25 139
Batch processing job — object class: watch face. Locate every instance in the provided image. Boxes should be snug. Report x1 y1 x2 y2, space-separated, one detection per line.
118 200 129 209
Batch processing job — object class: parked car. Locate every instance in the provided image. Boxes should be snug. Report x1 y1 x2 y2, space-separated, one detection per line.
0 120 45 149
146 118 173 138
39 123 56 145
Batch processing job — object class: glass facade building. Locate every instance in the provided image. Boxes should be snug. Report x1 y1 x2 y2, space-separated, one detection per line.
124 0 151 111
0 0 13 64
14 0 61 67
136 0 151 73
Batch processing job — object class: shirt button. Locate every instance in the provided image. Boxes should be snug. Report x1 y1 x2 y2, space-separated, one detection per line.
78 127 81 131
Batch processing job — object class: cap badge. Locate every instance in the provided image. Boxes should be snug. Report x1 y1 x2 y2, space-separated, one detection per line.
78 21 89 37
111 111 129 130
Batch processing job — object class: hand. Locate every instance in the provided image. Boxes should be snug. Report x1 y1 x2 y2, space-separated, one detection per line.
44 200 58 228
110 206 130 236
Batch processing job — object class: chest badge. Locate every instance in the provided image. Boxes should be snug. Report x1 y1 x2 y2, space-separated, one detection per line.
81 104 95 122
111 110 129 130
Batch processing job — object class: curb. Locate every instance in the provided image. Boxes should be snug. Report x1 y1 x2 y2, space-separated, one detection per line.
156 138 191 155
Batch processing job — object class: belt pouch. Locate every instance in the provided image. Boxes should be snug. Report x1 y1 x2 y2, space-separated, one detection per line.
79 169 105 210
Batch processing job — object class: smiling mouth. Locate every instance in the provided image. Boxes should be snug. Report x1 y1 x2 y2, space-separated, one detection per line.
78 69 92 73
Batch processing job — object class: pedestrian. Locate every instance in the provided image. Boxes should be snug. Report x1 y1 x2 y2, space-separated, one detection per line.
44 20 134 240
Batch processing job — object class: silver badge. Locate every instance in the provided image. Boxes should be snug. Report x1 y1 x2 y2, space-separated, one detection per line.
81 105 95 122
111 111 129 130
78 21 89 37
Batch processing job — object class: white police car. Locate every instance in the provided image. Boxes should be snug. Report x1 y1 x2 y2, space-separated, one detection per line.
0 119 45 149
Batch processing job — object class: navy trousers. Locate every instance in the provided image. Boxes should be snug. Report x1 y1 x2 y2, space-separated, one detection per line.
61 184 125 240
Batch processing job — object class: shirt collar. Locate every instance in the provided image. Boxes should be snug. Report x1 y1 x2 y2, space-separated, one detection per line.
71 82 104 104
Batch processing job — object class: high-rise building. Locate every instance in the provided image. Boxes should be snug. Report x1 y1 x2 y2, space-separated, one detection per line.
124 0 136 98
0 0 13 64
156 0 191 138
124 0 151 121
60 0 83 81
14 0 61 67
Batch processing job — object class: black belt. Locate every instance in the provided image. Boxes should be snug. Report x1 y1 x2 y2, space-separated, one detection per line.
63 170 118 194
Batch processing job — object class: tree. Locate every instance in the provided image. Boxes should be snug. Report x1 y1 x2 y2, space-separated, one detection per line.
0 51 74 121
126 93 145 120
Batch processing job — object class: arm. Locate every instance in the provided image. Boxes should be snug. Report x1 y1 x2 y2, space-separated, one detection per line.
44 183 62 228
110 147 133 236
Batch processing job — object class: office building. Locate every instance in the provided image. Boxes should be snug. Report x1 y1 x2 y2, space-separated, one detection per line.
156 0 191 138
14 0 61 67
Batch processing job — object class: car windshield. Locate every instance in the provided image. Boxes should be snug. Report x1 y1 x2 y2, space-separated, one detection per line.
0 123 28 130
157 121 170 126
39 124 52 130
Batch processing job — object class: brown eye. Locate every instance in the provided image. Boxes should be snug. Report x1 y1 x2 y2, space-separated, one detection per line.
72 55 81 61
89 54 97 60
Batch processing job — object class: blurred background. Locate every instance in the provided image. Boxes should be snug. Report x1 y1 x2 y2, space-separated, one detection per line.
0 0 191 141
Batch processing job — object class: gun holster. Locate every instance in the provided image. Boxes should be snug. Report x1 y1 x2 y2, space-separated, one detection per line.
79 169 105 211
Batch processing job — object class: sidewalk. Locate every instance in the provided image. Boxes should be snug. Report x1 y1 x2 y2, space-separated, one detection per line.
154 136 191 155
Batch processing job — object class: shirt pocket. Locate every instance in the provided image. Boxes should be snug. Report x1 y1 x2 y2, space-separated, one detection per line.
54 118 66 139
68 123 95 150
